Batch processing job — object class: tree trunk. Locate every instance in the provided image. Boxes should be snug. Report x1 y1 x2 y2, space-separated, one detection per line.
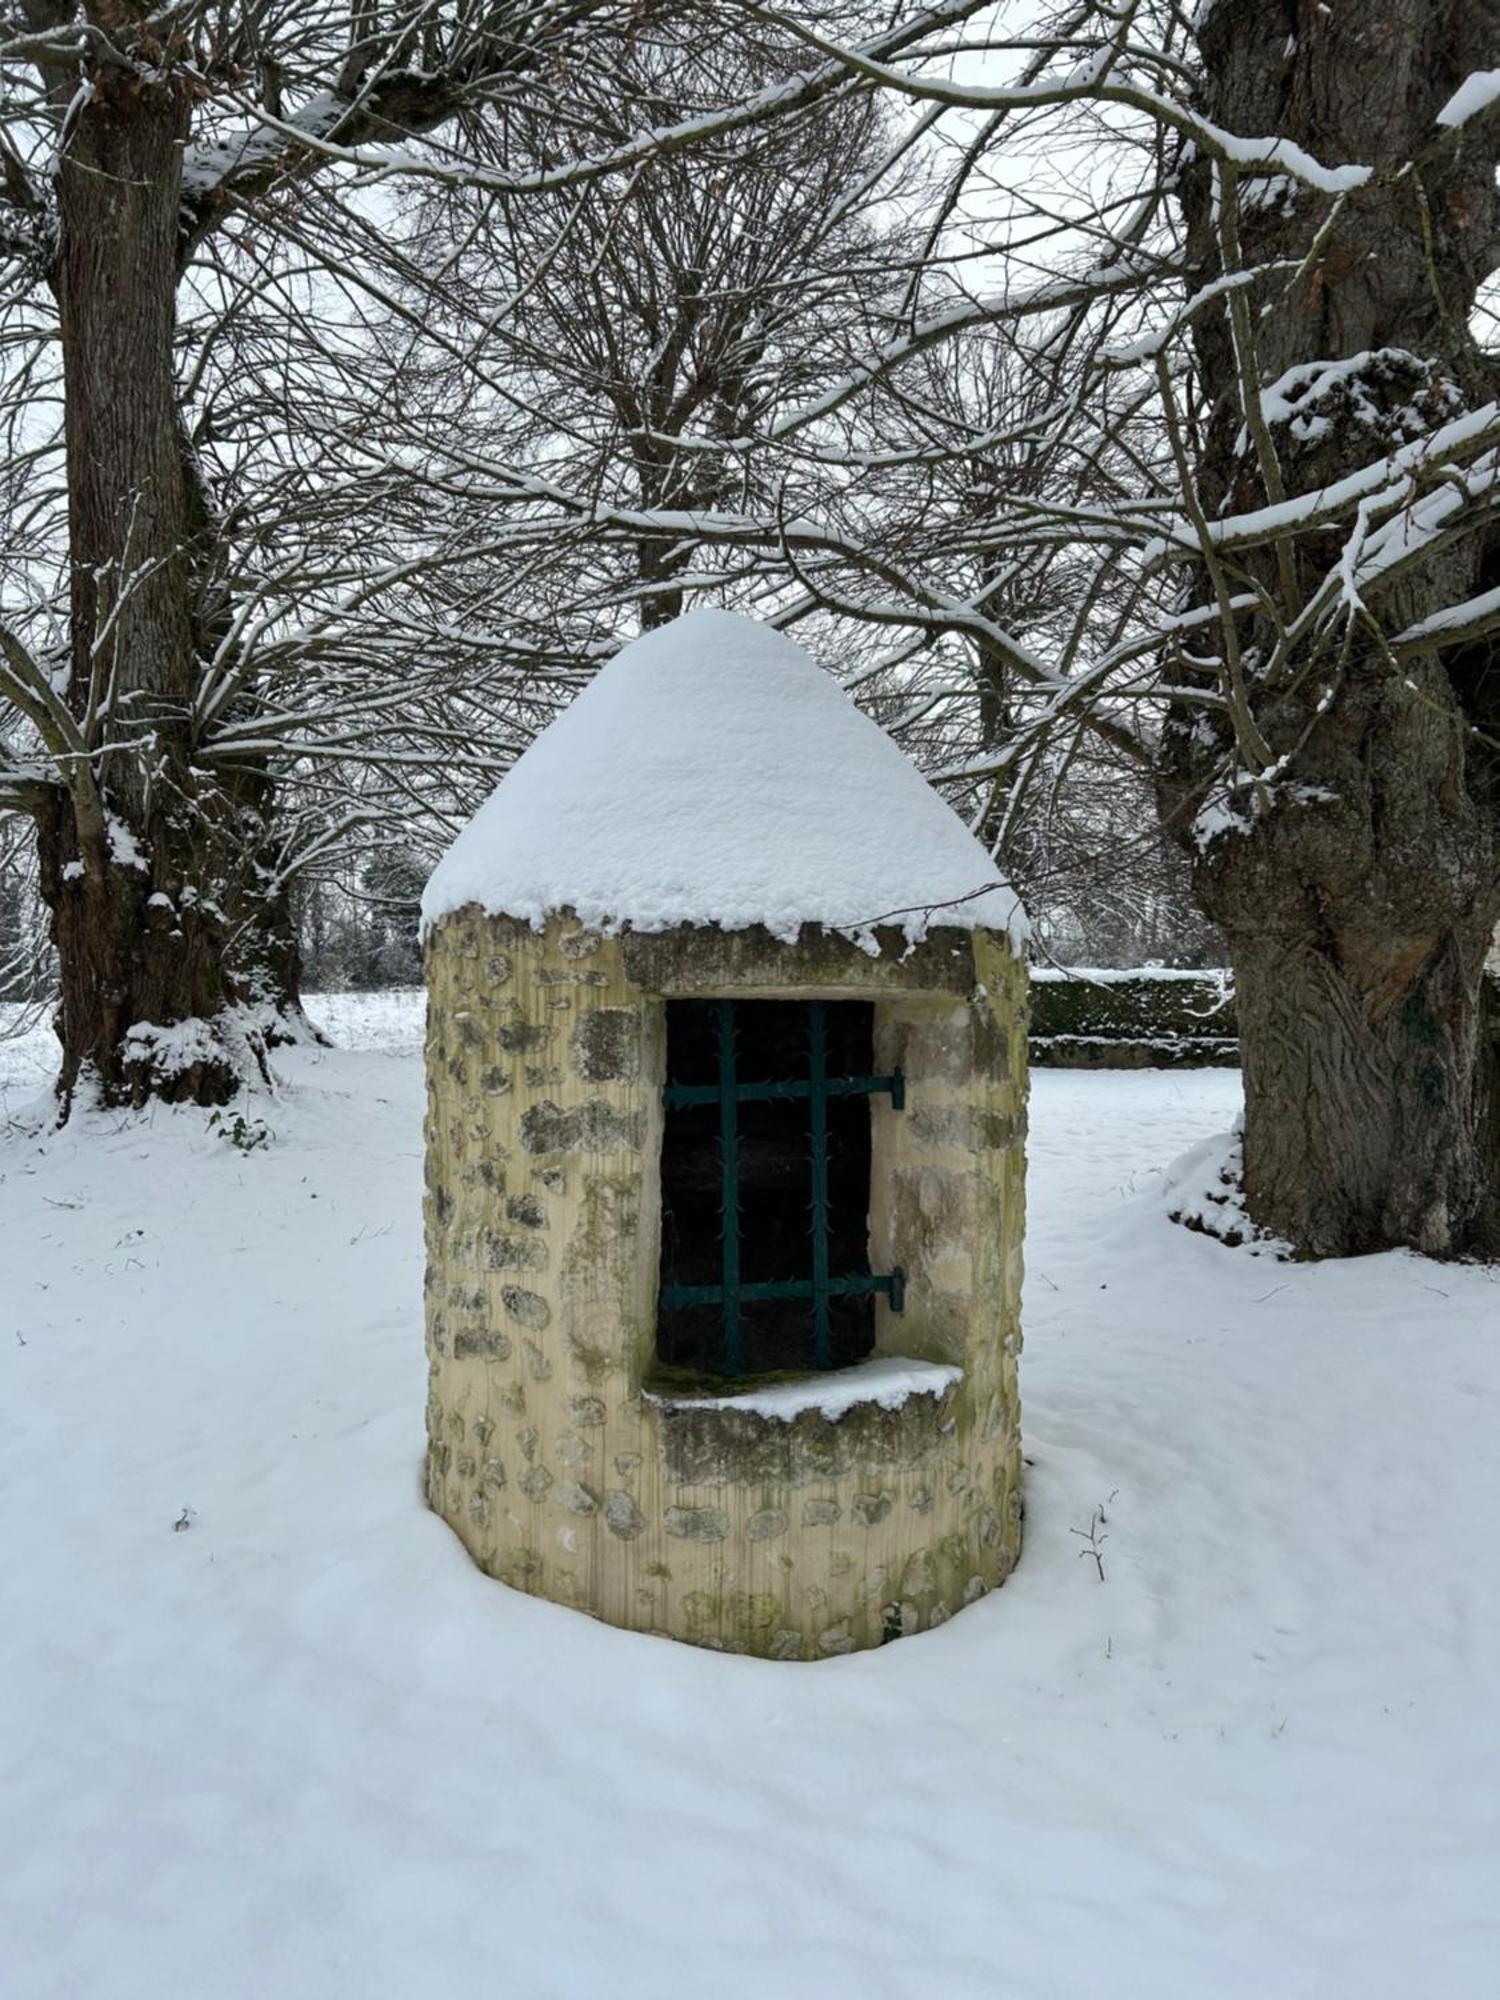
1159 0 1500 1256
36 37 300 1109
1232 920 1497 1259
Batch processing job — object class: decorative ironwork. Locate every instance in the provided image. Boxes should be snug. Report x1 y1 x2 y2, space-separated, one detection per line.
660 998 905 1375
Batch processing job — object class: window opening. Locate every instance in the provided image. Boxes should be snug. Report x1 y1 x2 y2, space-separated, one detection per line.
657 998 904 1380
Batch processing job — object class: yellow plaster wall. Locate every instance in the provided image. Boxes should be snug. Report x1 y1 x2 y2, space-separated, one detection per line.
422 910 1028 1658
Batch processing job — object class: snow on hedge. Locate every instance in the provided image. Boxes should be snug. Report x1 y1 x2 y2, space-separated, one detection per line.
422 609 1024 947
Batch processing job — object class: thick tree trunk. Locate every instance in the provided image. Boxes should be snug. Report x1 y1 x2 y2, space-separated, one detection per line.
36 35 300 1109
1160 0 1500 1256
1231 924 1497 1258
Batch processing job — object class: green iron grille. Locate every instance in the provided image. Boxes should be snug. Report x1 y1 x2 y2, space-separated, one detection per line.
660 998 905 1376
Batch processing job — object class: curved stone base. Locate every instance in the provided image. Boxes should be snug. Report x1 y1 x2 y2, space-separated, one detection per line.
422 912 1027 1658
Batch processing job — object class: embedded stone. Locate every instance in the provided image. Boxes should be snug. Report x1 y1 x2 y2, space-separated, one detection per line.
818 1623 854 1656
480 1457 507 1492
522 1338 552 1382
901 1548 937 1599
483 1233 547 1272
604 1490 646 1539
664 1505 729 1542
569 1396 607 1427
501 1285 551 1330
452 1330 512 1361
505 1193 547 1230
802 1497 842 1527
851 1491 894 1527
570 1008 642 1083
519 1465 553 1499
519 1098 642 1156
746 1508 788 1542
559 1479 600 1517
497 1022 552 1054
768 1630 805 1661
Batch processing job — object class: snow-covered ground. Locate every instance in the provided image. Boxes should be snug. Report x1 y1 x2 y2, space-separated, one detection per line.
3 995 1496 1999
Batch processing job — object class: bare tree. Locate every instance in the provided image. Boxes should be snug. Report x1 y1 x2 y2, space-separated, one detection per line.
700 0 1500 1257
0 0 643 1106
2 0 980 1113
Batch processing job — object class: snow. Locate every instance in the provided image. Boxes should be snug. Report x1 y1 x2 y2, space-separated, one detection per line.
647 1354 962 1421
105 814 148 873
1142 399 1500 564
1393 580 1500 648
1437 70 1500 129
1198 120 1370 193
122 1015 226 1077
3 1012 1499 1998
423 610 1024 947
1261 348 1401 434
1032 964 1225 984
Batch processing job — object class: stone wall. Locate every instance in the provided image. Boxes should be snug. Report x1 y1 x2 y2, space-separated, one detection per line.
422 910 1028 1658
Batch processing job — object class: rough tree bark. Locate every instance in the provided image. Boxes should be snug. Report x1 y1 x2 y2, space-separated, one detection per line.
14 0 625 1112
1159 0 1500 1256
36 47 265 1106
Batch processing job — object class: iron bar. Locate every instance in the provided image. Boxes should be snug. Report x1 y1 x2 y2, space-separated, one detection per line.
808 1000 831 1368
716 997 742 1376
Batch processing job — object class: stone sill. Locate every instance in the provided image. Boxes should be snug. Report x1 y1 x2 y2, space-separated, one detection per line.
645 1357 964 1487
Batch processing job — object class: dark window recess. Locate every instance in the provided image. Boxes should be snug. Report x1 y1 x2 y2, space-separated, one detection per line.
657 998 905 1380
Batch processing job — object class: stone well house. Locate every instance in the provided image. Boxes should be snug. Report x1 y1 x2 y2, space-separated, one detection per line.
420 611 1029 1658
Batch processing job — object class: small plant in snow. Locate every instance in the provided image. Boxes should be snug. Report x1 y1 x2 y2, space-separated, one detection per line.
1071 1495 1116 1583
208 1109 273 1154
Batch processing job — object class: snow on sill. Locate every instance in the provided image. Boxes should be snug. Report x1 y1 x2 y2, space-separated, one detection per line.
646 1356 962 1424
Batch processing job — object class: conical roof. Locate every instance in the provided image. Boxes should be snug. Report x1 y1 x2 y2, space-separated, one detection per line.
422 609 1024 945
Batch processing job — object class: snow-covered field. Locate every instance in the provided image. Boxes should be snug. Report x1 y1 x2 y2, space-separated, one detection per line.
3 994 1496 1999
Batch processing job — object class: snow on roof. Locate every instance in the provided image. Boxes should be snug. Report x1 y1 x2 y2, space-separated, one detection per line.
422 610 1024 947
